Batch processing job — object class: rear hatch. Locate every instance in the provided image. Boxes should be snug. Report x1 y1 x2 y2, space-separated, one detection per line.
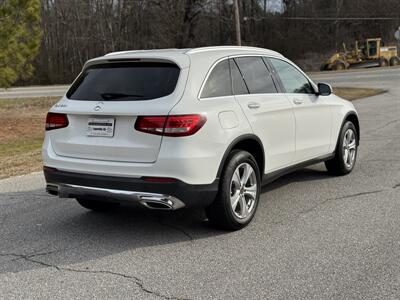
49 58 188 163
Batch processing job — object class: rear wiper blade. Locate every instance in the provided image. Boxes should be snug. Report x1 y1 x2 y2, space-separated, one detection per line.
101 93 144 100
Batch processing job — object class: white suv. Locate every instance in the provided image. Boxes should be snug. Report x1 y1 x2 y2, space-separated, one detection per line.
43 46 359 230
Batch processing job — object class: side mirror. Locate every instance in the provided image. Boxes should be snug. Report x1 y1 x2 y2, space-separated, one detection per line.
317 83 332 96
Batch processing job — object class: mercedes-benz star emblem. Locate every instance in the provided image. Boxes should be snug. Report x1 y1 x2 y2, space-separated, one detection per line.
94 102 104 111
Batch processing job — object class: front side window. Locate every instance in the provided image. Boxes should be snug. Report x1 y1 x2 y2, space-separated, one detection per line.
201 59 232 98
269 59 314 94
67 62 180 101
234 56 277 94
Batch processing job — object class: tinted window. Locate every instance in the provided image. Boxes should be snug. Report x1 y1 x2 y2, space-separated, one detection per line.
201 60 232 98
234 57 277 94
67 62 180 101
230 59 249 95
270 59 314 94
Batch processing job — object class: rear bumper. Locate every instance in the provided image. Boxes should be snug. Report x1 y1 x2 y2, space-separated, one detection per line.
43 167 218 209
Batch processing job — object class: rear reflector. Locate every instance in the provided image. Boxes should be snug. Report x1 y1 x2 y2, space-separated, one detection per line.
135 114 206 137
142 177 177 183
46 113 69 131
43 166 58 173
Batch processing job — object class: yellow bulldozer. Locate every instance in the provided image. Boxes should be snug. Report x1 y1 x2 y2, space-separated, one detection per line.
321 38 399 71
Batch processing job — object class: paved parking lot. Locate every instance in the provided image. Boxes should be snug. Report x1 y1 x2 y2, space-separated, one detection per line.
0 68 399 299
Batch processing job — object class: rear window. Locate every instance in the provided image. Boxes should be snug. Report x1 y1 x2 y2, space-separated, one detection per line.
200 59 232 98
66 62 180 101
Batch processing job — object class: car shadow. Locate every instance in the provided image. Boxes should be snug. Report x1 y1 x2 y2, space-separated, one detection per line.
0 164 332 274
0 190 226 274
262 166 331 194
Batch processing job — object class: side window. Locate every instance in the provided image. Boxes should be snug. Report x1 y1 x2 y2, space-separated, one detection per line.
200 59 232 98
229 59 249 95
269 59 314 94
234 56 277 94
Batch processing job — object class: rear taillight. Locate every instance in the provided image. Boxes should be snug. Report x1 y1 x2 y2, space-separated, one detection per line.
135 114 206 137
45 112 69 131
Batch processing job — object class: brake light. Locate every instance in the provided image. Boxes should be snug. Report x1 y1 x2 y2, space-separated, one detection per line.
45 113 69 131
135 116 166 135
135 114 206 137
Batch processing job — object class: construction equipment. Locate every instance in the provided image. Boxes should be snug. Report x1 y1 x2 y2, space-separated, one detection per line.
321 38 399 71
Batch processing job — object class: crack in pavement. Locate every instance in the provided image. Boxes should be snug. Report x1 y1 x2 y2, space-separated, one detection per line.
5 249 66 263
0 251 189 300
272 184 400 227
299 189 385 215
362 136 400 142
362 159 400 163
157 214 194 241
299 181 400 216
367 119 400 135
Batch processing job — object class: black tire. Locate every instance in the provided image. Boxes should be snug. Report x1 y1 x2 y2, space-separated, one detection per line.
333 61 346 71
205 150 261 231
325 121 358 175
379 58 389 67
320 64 328 71
76 197 119 211
390 56 400 66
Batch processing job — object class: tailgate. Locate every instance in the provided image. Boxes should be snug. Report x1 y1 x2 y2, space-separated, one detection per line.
48 60 188 163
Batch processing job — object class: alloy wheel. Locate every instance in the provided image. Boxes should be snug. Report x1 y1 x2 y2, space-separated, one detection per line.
343 128 357 169
230 163 258 219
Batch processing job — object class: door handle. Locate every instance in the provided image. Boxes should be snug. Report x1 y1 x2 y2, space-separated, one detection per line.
248 102 260 109
293 98 304 105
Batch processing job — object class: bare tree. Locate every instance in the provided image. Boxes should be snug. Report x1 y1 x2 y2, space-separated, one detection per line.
28 0 400 85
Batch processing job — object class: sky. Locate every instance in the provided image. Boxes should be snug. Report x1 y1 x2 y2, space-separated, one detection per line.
268 0 284 12
225 0 283 12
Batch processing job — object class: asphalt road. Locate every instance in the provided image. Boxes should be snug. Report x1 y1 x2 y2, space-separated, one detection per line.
0 85 68 99
0 68 399 299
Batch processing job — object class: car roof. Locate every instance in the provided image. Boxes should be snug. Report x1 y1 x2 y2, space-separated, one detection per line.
86 46 284 69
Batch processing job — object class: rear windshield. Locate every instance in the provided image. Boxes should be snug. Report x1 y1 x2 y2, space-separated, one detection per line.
66 62 180 101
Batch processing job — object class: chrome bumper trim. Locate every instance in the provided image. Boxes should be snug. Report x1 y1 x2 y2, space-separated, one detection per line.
47 183 185 210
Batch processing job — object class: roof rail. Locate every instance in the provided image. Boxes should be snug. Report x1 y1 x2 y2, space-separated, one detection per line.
185 46 281 56
105 48 187 56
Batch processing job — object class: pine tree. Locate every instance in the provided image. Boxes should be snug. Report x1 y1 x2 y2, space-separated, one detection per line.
0 0 41 88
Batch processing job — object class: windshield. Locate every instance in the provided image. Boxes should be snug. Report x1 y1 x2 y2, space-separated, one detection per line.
66 62 180 101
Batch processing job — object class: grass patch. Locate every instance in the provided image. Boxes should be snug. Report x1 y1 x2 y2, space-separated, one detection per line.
333 87 386 101
0 97 59 110
0 137 43 158
0 96 59 179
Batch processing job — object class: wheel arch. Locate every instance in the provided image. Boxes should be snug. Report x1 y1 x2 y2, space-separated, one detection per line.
216 134 265 179
345 112 360 144
336 112 360 148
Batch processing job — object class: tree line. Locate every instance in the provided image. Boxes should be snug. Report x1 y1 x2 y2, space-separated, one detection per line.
2 0 400 87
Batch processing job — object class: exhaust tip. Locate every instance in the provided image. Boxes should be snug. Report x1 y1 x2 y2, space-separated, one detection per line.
46 184 59 196
142 200 173 210
139 196 175 210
